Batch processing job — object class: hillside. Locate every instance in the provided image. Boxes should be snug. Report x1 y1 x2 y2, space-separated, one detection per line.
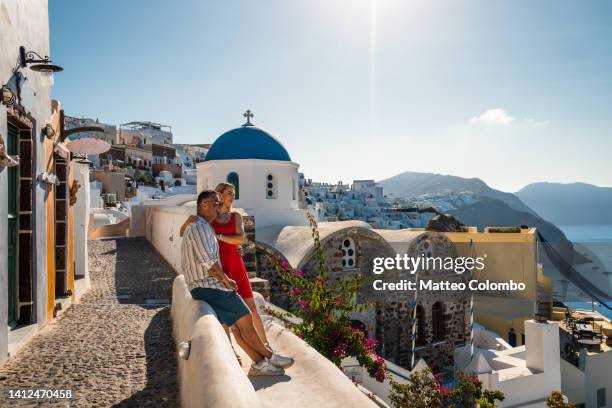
516 182 612 226
379 171 536 215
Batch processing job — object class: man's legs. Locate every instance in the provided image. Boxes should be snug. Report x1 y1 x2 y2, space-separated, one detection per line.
233 313 272 360
232 326 265 364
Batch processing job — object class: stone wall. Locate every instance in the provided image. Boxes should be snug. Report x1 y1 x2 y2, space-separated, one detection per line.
255 228 471 371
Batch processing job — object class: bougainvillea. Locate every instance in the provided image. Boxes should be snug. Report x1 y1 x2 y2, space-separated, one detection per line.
389 368 505 408
269 213 387 382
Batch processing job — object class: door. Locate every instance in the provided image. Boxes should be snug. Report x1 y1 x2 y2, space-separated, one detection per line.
7 123 19 327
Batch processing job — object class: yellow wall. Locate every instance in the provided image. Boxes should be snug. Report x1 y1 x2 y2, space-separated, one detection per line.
475 310 530 346
443 227 551 342
444 228 539 301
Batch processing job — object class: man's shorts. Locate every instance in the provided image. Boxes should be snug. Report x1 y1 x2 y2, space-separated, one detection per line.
190 287 250 327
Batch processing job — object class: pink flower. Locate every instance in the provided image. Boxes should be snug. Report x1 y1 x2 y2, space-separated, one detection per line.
293 270 304 277
294 287 301 294
281 260 288 267
375 355 384 363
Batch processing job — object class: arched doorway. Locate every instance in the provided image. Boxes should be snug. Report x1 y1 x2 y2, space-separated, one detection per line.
416 305 426 346
432 301 446 341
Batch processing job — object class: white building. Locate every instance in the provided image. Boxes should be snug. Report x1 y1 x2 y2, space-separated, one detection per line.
196 116 309 228
455 320 562 408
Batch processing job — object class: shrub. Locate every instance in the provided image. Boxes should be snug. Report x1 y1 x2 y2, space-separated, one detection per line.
270 213 387 382
546 391 575 408
389 368 504 408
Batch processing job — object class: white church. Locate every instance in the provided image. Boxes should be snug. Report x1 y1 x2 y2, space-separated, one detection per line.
196 110 310 228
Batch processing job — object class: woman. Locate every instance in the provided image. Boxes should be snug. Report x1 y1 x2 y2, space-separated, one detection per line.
180 183 269 347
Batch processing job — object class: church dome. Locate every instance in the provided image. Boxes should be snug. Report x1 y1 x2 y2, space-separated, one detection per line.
204 125 291 162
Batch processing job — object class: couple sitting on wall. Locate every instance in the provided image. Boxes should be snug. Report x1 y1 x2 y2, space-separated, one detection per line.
179 183 293 376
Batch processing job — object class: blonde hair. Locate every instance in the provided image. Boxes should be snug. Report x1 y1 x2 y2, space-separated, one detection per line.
215 182 235 194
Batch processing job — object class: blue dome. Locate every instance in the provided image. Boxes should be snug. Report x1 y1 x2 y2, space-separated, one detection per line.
204 126 291 162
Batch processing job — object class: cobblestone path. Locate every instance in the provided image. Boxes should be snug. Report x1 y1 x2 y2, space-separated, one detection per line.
0 238 179 407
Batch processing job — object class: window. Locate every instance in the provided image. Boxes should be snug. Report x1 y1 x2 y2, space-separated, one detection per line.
227 172 240 199
508 328 517 347
416 305 426 346
432 302 445 341
292 178 296 200
340 237 356 269
597 388 606 408
266 173 277 199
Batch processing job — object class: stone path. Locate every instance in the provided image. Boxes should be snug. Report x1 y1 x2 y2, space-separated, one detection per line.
0 238 179 407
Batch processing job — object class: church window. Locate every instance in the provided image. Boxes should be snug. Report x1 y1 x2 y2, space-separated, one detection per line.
416 305 426 346
227 172 240 199
432 302 445 341
266 173 277 199
340 237 356 269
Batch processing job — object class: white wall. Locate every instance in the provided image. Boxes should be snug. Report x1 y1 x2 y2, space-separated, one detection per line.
583 350 612 408
72 161 90 284
145 205 194 273
476 321 562 408
172 275 260 408
1 0 54 363
197 159 308 228
560 359 586 405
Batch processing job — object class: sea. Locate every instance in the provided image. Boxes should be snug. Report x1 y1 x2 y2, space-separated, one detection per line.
559 224 612 319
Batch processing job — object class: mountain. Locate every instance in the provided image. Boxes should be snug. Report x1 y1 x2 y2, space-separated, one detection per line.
516 182 612 226
447 196 568 243
378 171 568 243
379 171 536 216
378 171 610 303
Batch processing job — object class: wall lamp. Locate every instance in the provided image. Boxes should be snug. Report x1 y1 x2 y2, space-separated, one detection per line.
43 123 56 139
1 85 16 107
0 133 20 168
19 46 63 73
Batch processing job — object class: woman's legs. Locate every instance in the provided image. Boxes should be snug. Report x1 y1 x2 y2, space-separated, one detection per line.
244 297 269 346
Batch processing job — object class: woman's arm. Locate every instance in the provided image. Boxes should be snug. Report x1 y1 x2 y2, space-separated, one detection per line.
217 212 246 244
179 214 199 237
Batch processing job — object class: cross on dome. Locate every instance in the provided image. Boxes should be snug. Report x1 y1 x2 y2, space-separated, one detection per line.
242 110 254 127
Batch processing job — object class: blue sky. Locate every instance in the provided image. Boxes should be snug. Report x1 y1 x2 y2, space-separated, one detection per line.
49 1 612 192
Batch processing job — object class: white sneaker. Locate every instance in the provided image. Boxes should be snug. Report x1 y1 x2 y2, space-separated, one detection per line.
270 352 294 368
248 358 285 376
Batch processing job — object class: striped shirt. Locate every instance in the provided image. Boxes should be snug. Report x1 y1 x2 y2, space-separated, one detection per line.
181 217 231 292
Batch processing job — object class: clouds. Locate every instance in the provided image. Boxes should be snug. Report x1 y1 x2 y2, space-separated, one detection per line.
469 109 550 127
524 118 551 127
470 108 514 125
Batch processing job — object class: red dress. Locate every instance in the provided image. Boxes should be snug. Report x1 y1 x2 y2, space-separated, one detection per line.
212 212 254 299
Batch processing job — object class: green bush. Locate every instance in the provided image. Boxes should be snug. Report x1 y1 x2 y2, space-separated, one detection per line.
271 213 387 382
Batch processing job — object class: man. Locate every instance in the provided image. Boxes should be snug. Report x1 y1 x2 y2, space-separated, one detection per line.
181 190 293 376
